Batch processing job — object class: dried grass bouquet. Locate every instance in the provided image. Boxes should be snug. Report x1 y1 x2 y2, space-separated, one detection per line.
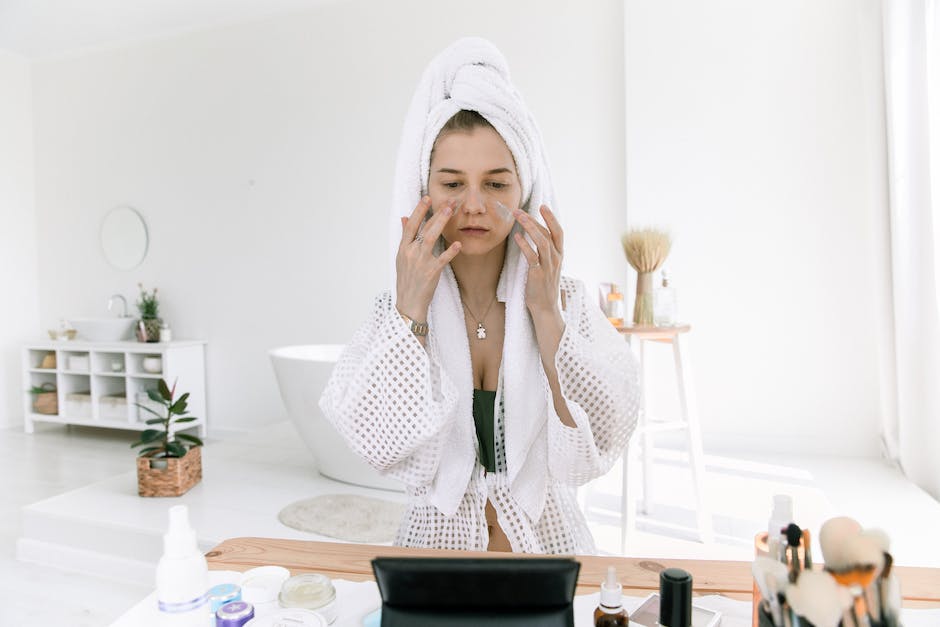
621 228 671 325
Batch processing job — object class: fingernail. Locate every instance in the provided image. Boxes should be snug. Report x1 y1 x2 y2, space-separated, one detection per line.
423 196 430 205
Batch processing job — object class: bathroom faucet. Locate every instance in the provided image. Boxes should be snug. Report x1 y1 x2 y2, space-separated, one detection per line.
108 294 128 318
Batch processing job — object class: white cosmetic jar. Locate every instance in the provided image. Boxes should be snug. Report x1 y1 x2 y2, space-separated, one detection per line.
244 608 327 627
278 573 337 624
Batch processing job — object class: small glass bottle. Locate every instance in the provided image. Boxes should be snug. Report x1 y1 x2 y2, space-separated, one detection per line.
606 285 625 328
654 271 677 327
159 321 172 342
594 566 629 626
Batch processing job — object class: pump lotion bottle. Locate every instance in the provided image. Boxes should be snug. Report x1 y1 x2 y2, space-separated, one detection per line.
594 566 629 626
156 505 209 626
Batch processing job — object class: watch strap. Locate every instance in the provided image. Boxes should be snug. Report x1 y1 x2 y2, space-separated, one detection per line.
399 312 429 337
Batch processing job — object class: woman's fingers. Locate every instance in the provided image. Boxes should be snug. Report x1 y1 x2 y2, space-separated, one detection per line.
419 199 455 245
401 196 432 245
437 240 462 268
539 205 564 255
513 209 553 260
513 232 540 267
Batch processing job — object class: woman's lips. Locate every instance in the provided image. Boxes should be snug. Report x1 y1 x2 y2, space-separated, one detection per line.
459 227 489 236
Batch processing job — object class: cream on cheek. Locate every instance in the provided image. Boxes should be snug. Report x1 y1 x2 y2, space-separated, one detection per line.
492 200 513 223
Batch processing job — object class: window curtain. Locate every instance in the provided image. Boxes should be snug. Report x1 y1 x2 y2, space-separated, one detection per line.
882 0 940 499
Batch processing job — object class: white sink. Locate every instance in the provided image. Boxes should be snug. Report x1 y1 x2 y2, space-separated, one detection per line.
68 318 137 342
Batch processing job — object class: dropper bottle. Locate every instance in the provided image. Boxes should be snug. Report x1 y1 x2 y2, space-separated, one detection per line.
594 566 629 626
156 505 208 626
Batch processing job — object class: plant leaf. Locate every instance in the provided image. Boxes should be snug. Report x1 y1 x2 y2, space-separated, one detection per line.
146 389 167 405
134 403 164 418
173 417 197 424
169 393 190 415
175 433 203 446
165 441 186 458
145 418 164 425
158 379 172 402
140 429 164 443
136 446 163 457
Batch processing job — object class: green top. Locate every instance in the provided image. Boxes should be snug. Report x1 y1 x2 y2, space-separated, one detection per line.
472 389 498 473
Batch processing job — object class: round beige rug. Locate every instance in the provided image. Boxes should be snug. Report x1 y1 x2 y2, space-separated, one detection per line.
278 494 405 543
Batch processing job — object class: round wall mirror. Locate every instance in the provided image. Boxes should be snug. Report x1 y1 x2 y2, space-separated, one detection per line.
101 206 149 270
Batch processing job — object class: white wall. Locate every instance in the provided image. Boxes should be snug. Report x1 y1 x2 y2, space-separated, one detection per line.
625 0 891 456
0 50 39 428
30 0 627 431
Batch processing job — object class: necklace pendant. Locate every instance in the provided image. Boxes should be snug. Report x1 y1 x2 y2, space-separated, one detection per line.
476 323 487 340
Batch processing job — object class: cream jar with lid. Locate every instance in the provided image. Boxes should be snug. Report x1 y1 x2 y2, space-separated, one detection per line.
244 608 326 627
241 565 291 617
278 573 337 624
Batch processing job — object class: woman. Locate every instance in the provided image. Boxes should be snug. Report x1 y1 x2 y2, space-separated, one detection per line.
320 38 639 554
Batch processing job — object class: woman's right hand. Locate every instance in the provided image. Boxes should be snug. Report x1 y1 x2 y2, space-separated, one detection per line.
396 196 462 322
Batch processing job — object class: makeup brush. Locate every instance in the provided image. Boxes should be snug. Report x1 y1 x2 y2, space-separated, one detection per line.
766 574 787 627
859 528 890 553
879 552 901 627
754 557 788 627
786 523 803 582
786 570 853 627
825 535 883 627
858 529 889 623
801 528 813 569
819 516 862 569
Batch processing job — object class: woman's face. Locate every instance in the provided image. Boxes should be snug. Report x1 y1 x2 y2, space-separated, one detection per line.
428 126 522 257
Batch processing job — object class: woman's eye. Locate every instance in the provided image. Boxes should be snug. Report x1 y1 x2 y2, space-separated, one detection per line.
488 182 509 190
443 182 461 189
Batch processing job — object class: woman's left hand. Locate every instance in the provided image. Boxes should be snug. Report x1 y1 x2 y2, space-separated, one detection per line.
513 205 564 318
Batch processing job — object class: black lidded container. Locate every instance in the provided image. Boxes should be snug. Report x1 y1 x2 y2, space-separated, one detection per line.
659 568 692 627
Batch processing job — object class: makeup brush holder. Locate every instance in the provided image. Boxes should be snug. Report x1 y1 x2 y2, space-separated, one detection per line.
756 605 889 627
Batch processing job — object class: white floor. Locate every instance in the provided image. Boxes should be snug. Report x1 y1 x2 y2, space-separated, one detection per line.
3 420 940 626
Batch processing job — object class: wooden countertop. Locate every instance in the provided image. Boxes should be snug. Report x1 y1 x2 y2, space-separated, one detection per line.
206 537 940 607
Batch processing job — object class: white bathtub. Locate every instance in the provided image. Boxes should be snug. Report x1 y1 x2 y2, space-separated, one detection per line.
269 344 403 492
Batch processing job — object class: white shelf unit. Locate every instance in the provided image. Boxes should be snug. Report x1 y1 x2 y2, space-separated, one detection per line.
22 340 207 437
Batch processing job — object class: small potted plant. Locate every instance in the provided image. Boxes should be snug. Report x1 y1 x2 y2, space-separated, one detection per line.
136 283 162 342
132 378 204 497
29 382 58 415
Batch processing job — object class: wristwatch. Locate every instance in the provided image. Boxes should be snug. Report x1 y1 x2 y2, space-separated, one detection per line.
399 312 429 337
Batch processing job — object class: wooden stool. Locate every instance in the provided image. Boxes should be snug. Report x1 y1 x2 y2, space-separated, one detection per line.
617 324 713 551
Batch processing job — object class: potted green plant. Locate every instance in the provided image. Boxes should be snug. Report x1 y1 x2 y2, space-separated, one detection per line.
29 382 58 415
132 378 204 497
136 283 162 342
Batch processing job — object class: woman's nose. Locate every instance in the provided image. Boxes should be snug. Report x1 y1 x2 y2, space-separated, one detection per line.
462 189 486 214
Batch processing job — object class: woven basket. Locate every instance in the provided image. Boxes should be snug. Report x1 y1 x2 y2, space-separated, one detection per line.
32 382 58 415
137 446 202 497
40 352 56 369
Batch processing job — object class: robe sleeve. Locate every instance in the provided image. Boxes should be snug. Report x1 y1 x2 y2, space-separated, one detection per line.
319 291 460 486
544 277 640 485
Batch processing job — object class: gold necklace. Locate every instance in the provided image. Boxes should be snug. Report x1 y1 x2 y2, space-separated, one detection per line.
461 294 498 340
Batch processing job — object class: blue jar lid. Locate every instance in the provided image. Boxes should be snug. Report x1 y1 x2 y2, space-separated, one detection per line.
208 583 242 613
216 600 254 627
